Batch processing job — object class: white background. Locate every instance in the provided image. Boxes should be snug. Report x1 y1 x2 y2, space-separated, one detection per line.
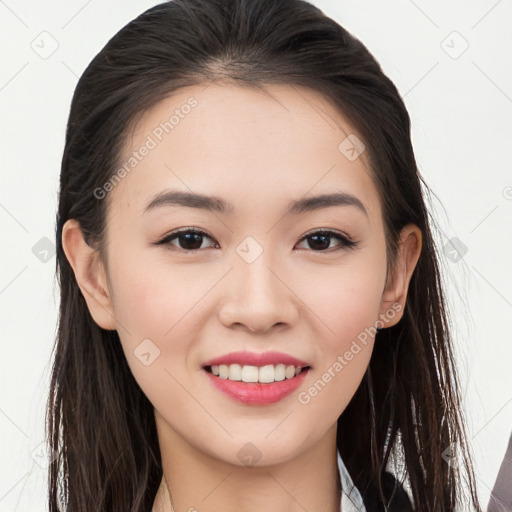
0 1 511 510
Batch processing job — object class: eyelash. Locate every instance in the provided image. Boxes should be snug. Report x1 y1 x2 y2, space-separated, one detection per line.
153 227 359 253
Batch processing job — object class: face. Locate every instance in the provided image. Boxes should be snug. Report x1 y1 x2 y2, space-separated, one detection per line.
64 83 420 468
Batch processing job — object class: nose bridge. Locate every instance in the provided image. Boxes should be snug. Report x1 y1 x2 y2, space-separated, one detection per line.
235 238 284 305
219 236 297 331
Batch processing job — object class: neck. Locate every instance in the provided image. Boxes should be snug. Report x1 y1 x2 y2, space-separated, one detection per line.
152 415 341 512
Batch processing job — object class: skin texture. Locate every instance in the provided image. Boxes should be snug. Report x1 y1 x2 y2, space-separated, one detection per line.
62 83 422 512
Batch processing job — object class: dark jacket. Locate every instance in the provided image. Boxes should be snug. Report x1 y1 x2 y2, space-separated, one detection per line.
361 471 415 512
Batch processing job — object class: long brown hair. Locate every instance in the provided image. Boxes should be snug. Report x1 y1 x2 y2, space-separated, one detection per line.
47 0 482 510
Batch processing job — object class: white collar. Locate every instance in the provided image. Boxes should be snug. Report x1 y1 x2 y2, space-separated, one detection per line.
337 450 367 512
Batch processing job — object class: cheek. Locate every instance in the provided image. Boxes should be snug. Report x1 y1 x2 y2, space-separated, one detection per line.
294 258 384 346
110 265 195 416
106 260 186 381
293 259 382 403
297 291 376 424
109 247 193 338
296 320 374 433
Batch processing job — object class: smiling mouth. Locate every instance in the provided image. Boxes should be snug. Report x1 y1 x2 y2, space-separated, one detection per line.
204 364 311 384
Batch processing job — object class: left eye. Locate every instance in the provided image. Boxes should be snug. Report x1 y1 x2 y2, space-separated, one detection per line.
296 230 358 251
154 228 358 252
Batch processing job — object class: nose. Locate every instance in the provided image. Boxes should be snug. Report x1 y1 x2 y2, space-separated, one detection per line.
218 254 299 334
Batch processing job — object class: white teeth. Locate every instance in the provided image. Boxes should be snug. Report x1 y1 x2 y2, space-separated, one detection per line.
274 364 286 381
241 365 259 383
285 365 295 379
219 364 229 379
229 364 242 381
208 363 306 383
258 365 274 383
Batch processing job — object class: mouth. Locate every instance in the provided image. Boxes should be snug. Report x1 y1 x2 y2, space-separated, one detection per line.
202 363 311 405
203 363 311 384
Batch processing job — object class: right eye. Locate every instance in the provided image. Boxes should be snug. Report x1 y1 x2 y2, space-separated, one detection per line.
153 228 218 252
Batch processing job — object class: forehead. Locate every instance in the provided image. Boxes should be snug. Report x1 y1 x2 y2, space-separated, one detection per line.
110 83 382 224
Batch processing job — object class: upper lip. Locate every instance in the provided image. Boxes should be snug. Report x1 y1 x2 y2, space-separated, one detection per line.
202 351 311 368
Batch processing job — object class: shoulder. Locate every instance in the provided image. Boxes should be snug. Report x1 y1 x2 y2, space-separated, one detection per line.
361 471 415 512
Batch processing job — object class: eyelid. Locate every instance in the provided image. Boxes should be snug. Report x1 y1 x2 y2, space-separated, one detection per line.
297 228 359 251
300 227 354 242
153 227 359 252
153 227 217 249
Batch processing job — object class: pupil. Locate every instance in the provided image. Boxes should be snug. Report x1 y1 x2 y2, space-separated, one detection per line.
309 234 329 250
181 233 202 250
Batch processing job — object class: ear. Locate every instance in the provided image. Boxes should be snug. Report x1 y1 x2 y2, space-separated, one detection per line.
61 219 117 330
379 223 422 328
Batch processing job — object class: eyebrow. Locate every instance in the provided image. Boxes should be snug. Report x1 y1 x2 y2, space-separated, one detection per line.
143 190 368 217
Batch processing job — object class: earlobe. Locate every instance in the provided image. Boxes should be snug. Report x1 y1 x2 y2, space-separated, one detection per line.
61 219 117 330
380 224 422 328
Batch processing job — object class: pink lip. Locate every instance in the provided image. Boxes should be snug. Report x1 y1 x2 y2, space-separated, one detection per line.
202 351 311 368
203 367 310 405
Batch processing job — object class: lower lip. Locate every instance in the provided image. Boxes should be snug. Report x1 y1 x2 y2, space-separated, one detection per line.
203 368 310 405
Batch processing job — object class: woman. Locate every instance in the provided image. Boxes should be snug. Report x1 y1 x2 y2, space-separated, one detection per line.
47 0 483 510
